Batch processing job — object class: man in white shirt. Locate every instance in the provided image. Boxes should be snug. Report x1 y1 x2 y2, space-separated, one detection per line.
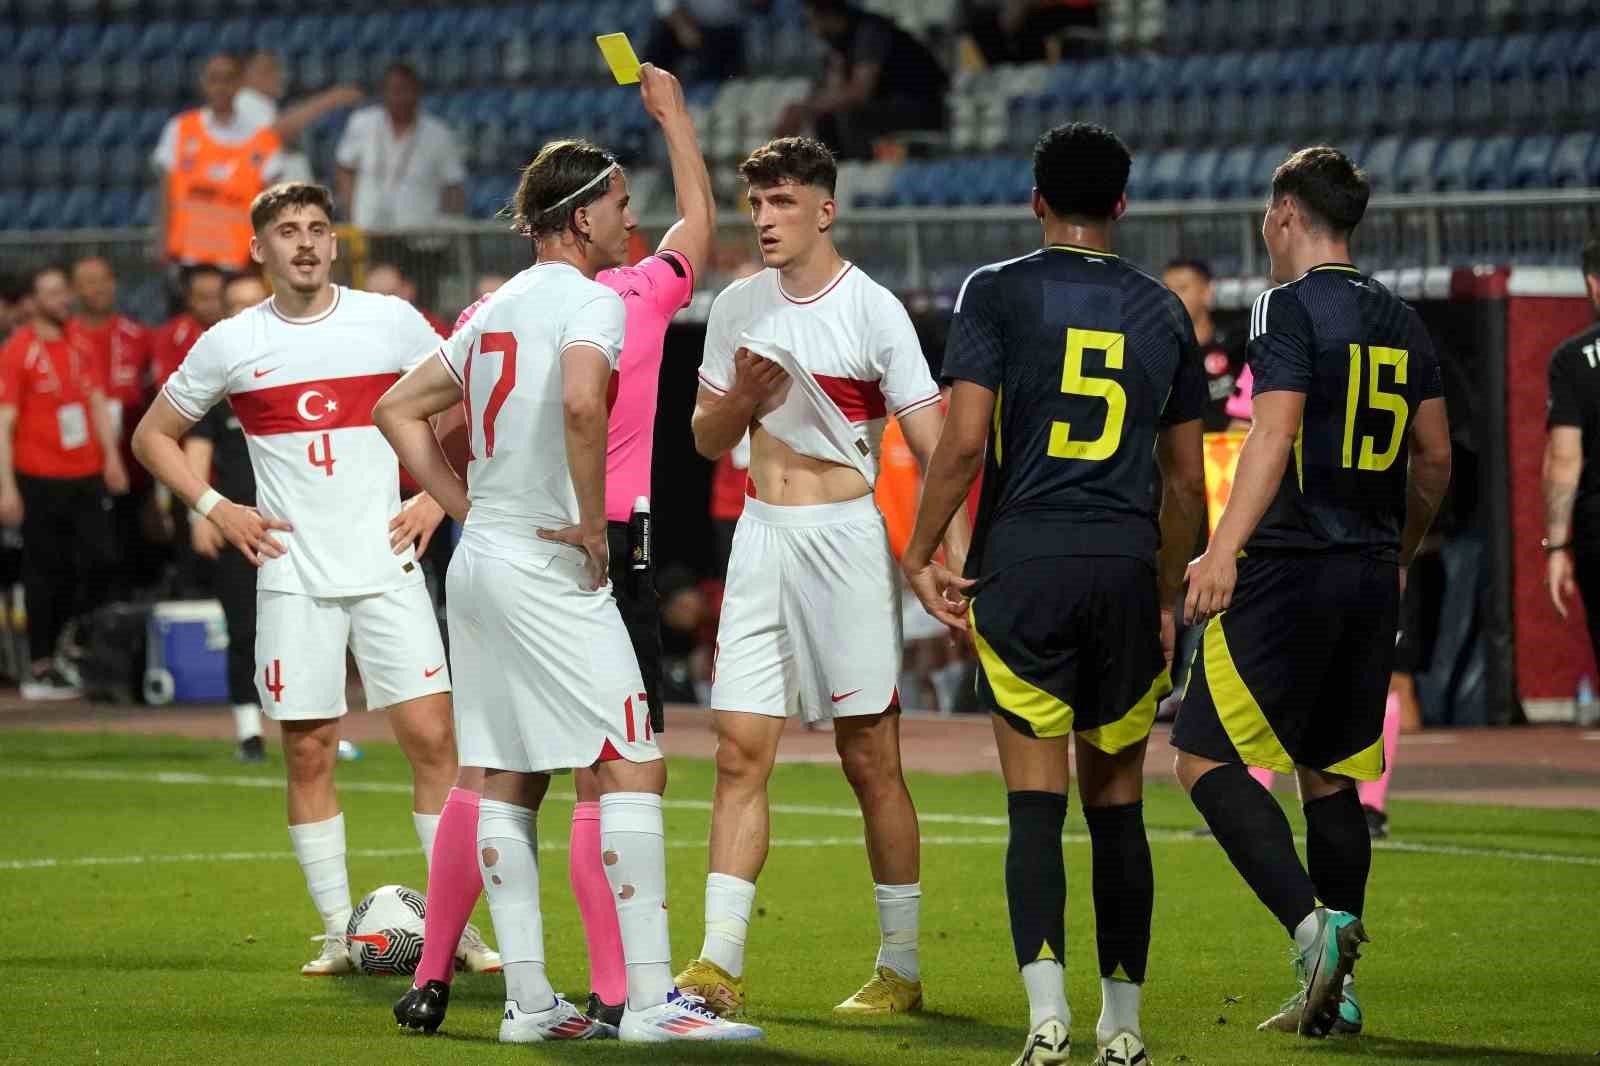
335 63 466 231
674 136 967 1018
130 182 492 978
236 49 364 185
374 134 761 1045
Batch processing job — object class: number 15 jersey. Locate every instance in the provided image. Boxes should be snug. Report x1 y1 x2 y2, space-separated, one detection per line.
163 286 443 597
1244 265 1443 561
945 245 1207 577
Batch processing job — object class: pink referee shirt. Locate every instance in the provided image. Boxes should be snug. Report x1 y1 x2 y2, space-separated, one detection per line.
451 250 693 522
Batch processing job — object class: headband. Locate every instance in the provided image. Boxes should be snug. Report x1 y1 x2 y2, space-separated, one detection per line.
542 161 620 214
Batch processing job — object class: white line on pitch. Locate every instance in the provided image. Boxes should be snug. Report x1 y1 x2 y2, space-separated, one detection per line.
2 765 1597 868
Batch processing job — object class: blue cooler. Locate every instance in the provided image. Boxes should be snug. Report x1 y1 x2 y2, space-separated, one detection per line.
143 600 230 704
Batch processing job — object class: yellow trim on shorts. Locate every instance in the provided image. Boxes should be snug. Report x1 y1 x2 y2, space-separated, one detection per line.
1077 666 1171 755
1324 734 1385 781
970 601 1074 738
1203 614 1295 774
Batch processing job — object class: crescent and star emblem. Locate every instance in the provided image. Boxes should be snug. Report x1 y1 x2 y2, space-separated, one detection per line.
296 390 338 422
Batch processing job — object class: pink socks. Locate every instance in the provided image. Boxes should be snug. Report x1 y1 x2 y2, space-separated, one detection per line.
414 787 483 987
1358 691 1402 812
570 801 628 1006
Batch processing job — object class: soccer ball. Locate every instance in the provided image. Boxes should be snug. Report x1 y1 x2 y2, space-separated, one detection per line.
346 884 427 976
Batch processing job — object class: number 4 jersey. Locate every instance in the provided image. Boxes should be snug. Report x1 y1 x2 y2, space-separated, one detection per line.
945 244 1207 578
1243 264 1442 561
163 286 444 597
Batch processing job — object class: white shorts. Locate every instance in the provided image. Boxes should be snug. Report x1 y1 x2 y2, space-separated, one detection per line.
447 543 660 775
255 581 450 721
711 493 901 722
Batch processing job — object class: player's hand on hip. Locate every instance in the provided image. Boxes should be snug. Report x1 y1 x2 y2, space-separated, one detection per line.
103 455 130 496
390 492 446 557
190 515 223 559
537 519 610 591
639 63 686 123
1548 549 1577 620
211 500 293 567
731 347 789 406
904 561 976 637
0 488 22 528
1183 549 1236 625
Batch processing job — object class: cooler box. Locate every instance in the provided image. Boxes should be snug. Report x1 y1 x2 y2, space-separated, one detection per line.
143 600 230 704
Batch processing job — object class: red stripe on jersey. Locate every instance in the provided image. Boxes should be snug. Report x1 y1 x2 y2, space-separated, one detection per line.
812 374 887 422
230 372 402 437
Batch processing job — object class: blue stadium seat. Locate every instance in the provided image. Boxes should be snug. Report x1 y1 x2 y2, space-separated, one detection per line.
1210 145 1257 200
57 24 101 64
99 187 137 229
0 146 25 186
90 109 135 148
0 103 18 144
325 14 361 52
12 26 59 64
251 18 289 54
1548 132 1598 188
1431 136 1476 192
111 57 146 102
1335 42 1384 137
132 188 156 227
17 110 58 149
1467 134 1514 190
1494 33 1538 124
1207 53 1251 141
1273 48 1316 139
1454 37 1499 128
1229 50 1279 138
175 21 217 58
1374 40 1422 131
71 58 110 103
1144 148 1189 201
30 61 67 105
107 144 145 187
0 191 17 231
1304 46 1350 137
134 109 170 149
1360 135 1404 192
1509 135 1556 189
133 22 178 60
1245 142 1289 198
1176 147 1224 200
21 190 63 231
59 186 99 229
94 23 139 59
1528 31 1574 124
0 64 20 107
282 16 327 56
215 18 253 54
30 145 67 187
57 109 96 146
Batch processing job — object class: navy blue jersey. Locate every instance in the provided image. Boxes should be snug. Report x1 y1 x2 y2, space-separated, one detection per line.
944 244 1207 576
1245 264 1444 560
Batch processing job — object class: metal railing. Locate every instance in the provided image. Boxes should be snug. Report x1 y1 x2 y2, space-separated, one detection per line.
5 189 1598 323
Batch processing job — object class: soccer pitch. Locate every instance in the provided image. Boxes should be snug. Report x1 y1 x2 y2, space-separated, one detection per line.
2 730 1596 1066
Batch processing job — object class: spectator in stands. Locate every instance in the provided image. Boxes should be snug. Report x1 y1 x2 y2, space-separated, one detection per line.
236 49 365 185
645 1 767 83
68 257 165 598
0 267 128 700
185 272 270 762
362 261 449 337
152 54 284 278
959 0 1101 67
334 63 466 231
152 266 227 387
778 0 948 161
1163 259 1249 432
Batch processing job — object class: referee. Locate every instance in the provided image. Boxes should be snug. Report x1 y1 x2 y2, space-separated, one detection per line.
1542 235 1600 668
183 273 268 762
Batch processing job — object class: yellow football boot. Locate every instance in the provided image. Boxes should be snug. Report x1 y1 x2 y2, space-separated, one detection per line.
672 958 746 1017
833 965 924 1014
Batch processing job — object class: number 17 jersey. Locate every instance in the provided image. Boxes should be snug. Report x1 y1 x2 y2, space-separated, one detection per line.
1244 265 1443 561
163 286 443 597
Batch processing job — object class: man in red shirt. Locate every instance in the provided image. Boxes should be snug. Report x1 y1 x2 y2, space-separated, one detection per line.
70 257 164 597
0 266 129 698
151 266 227 388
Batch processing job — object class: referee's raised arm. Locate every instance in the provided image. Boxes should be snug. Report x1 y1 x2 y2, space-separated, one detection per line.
640 64 715 282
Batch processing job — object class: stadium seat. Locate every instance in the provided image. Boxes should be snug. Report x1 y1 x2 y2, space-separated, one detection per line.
56 109 96 147
30 61 67 106
1245 142 1289 198
1361 134 1404 192
1467 135 1515 191
91 108 136 148
70 57 111 103
176 21 220 59
1176 147 1224 200
1144 148 1189 201
30 145 67 188
12 25 58 64
1454 36 1498 128
1431 136 1476 192
99 187 137 230
1207 53 1251 142
110 57 146 103
132 188 156 227
1210 145 1258 200
20 190 62 231
132 21 178 60
1493 33 1538 125
1225 50 1278 140
94 23 140 60
1509 135 1557 189
1373 40 1422 133
107 144 145 187
0 146 25 187
17 110 58 149
56 25 101 64
1548 132 1598 188
133 109 170 149
1273 48 1316 140
0 103 18 144
59 186 99 229
0 64 20 108
0 191 16 231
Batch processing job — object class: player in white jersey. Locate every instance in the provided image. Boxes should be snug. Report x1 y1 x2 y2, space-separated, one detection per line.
674 137 969 1017
131 183 494 978
373 134 761 1044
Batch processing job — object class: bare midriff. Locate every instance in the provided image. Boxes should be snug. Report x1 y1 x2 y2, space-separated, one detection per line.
746 424 870 506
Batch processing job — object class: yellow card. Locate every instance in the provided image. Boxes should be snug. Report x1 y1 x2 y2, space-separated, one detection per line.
596 33 642 85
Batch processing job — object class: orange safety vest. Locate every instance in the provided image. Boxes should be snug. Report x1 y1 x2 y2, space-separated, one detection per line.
165 110 280 270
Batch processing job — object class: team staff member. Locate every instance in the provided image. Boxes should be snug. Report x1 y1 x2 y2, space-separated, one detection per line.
185 272 271 763
152 53 283 274
1163 258 1248 432
1544 236 1600 664
0 267 129 699
152 266 228 387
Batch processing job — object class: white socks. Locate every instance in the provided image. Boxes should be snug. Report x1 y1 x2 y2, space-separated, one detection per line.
413 811 440 868
288 813 351 938
477 798 554 1013
701 872 757 978
1022 959 1070 1029
231 702 262 742
600 792 675 1010
1097 977 1143 1044
874 882 921 981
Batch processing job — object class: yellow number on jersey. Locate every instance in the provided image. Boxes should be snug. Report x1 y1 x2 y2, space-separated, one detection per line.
1048 328 1126 462
1341 344 1409 471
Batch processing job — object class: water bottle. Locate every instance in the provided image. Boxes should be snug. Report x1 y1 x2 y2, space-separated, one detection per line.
1577 675 1599 727
628 496 651 596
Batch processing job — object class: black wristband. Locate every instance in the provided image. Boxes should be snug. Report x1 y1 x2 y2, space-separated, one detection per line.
1542 538 1570 554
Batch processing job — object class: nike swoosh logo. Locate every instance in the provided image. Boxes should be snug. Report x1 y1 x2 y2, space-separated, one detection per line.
349 932 390 953
253 366 281 378
424 665 444 678
830 688 862 703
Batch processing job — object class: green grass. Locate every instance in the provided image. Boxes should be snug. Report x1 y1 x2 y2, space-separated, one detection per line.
1 729 1597 1065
